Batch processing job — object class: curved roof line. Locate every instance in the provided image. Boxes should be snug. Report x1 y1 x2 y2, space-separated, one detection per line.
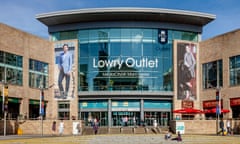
36 7 216 27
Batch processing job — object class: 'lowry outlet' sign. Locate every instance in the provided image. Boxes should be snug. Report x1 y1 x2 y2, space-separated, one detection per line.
93 57 158 69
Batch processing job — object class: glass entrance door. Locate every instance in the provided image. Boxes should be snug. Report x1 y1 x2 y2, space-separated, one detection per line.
112 112 140 126
80 112 108 126
144 111 170 126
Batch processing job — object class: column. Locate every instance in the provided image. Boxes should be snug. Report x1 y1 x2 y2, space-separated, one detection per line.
140 99 144 121
108 99 112 127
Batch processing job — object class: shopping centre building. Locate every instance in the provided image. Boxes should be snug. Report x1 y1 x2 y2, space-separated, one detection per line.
1 8 240 132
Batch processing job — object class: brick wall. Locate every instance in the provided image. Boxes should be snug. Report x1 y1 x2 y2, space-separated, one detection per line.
170 119 240 134
0 120 84 135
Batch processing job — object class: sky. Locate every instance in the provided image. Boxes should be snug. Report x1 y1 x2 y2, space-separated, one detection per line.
0 0 240 40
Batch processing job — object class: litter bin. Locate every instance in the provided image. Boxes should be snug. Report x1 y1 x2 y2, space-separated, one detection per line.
17 128 23 135
72 121 80 135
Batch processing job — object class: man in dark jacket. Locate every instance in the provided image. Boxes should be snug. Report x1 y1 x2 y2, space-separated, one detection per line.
219 118 224 136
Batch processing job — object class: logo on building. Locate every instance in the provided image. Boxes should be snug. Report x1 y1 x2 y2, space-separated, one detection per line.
158 29 168 44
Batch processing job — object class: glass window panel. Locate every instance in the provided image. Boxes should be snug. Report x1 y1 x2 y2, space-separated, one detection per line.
79 58 89 72
163 58 172 74
79 71 88 91
0 51 4 63
89 43 101 56
110 42 121 56
0 51 23 86
0 66 4 82
142 29 153 39
109 29 121 39
97 29 109 40
121 29 131 39
141 77 152 91
153 44 160 57
229 58 234 68
89 29 99 42
79 30 89 43
236 55 240 63
131 42 142 56
202 60 223 89
29 59 49 88
80 43 89 57
121 42 132 56
143 43 153 56
59 31 78 40
229 56 240 86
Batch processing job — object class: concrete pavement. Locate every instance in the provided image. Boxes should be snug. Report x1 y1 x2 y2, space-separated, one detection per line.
0 134 239 144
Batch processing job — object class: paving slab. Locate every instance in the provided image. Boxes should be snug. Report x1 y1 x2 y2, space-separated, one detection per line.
0 134 239 144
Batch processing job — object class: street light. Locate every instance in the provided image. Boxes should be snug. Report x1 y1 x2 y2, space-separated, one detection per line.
1 81 8 136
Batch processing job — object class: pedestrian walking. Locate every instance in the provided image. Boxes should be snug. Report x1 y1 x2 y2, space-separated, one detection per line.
219 118 224 136
52 121 56 136
59 120 64 136
226 119 232 135
93 118 99 135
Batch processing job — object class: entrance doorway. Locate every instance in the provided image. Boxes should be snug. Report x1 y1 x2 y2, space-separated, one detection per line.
81 112 108 126
112 111 140 126
144 111 170 126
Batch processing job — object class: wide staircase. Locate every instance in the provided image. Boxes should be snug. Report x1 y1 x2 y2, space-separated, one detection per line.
82 126 169 135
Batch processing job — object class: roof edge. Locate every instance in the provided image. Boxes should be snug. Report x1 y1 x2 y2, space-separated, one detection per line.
36 7 216 20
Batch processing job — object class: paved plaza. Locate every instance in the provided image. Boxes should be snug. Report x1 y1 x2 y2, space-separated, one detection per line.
0 134 239 144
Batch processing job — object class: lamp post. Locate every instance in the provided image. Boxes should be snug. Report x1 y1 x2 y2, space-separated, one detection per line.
1 80 8 136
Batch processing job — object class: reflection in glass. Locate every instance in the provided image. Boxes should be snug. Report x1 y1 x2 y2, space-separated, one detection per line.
77 28 198 92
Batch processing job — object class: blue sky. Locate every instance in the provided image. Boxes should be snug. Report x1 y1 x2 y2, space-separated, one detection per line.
1 0 240 40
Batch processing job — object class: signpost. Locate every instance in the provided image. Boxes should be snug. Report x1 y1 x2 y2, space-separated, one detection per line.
39 89 44 136
216 88 221 135
39 84 54 136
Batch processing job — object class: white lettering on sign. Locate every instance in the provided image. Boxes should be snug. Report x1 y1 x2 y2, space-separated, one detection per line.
93 57 158 69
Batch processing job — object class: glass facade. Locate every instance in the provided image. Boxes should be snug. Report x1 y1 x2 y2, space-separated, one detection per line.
0 51 23 85
29 59 49 89
75 28 197 92
202 60 223 89
230 55 240 86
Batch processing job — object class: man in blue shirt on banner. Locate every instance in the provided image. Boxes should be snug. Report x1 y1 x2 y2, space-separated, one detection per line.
58 44 73 98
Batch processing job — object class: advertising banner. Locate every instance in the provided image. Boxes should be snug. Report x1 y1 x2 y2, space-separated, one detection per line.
176 42 197 100
54 41 77 100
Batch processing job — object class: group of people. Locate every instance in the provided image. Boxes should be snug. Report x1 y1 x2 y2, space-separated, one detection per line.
51 120 82 136
219 118 233 136
51 120 64 136
165 130 182 142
